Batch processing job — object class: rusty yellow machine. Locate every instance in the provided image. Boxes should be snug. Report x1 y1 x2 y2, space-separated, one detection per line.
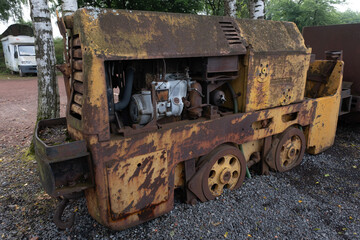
34 8 343 230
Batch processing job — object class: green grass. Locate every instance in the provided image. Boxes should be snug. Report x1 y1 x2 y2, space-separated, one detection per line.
0 44 11 75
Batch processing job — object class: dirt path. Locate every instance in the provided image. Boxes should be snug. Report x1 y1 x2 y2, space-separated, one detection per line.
0 76 66 149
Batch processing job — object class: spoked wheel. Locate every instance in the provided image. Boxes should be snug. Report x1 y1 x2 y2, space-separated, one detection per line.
201 145 246 201
274 127 305 172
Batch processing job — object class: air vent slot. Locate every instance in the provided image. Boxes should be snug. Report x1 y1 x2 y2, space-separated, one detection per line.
70 35 83 120
219 21 242 45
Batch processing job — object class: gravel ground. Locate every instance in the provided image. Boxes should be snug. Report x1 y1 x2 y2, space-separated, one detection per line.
0 120 359 240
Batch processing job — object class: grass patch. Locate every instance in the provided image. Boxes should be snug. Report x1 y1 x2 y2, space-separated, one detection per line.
21 147 36 164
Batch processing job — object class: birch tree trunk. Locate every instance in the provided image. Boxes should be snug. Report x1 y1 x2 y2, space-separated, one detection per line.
249 0 265 19
62 0 78 17
30 0 59 121
224 0 237 17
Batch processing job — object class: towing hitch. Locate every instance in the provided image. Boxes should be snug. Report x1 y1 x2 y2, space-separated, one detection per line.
53 192 83 229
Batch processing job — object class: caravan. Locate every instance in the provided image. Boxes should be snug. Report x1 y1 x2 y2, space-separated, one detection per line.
1 35 37 76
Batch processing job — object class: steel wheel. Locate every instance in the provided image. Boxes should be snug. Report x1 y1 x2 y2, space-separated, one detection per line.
201 145 246 201
275 127 305 172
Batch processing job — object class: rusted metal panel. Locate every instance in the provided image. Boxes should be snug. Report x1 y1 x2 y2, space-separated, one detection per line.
303 24 360 95
235 19 308 53
73 93 83 105
73 71 83 82
241 140 263 163
73 81 84 93
73 37 81 47
174 162 185 188
73 60 83 70
34 118 93 197
245 51 311 112
73 8 247 60
106 150 168 220
207 56 238 73
306 61 344 154
73 48 82 58
84 98 320 229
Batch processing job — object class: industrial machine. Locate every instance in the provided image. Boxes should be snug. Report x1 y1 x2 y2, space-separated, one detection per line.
34 8 343 230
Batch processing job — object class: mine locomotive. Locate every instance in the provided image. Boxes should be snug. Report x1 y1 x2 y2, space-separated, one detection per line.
34 8 343 230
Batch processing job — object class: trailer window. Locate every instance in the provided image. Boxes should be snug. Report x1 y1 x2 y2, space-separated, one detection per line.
18 45 35 56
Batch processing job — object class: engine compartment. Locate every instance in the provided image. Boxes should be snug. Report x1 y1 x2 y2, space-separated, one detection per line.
105 56 241 134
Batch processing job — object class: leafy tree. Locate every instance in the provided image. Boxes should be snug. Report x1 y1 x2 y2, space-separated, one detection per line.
339 9 360 24
204 0 249 17
76 0 203 13
0 0 26 21
266 0 346 31
54 38 64 64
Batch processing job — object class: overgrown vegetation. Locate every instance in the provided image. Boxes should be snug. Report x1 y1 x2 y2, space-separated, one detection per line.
0 43 11 74
266 0 360 31
53 37 64 65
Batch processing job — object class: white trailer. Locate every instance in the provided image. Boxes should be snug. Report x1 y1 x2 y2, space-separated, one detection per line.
1 35 37 76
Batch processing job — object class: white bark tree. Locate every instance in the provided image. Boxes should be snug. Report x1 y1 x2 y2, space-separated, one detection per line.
30 0 59 121
62 0 78 17
224 0 237 17
249 0 265 19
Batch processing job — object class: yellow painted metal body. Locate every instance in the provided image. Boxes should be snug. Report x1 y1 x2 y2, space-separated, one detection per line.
306 61 343 154
59 9 344 230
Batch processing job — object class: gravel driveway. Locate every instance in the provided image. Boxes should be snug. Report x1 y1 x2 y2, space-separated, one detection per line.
0 77 359 239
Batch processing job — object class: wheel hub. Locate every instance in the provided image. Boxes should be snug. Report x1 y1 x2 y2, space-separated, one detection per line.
219 168 231 184
207 154 241 197
275 127 305 172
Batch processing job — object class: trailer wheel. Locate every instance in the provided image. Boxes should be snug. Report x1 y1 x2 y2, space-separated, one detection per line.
274 127 305 172
201 145 246 201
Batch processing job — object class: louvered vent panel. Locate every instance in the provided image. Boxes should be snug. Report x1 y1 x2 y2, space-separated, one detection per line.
70 35 83 120
219 21 242 45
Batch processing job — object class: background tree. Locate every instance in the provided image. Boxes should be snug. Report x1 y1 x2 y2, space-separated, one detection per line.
76 0 202 13
266 0 347 31
204 0 249 17
249 0 265 19
224 0 237 17
0 0 26 21
338 9 360 23
29 0 59 121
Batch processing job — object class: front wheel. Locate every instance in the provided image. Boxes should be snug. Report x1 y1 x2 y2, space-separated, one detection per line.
19 68 24 77
201 145 246 201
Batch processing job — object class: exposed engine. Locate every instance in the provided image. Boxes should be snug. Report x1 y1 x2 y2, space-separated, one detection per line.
106 57 240 131
130 73 191 125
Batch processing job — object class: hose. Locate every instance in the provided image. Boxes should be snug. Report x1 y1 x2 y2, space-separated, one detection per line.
226 82 238 114
115 67 135 111
239 144 252 179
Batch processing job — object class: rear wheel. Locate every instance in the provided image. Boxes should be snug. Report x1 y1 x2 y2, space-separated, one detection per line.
201 145 246 201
